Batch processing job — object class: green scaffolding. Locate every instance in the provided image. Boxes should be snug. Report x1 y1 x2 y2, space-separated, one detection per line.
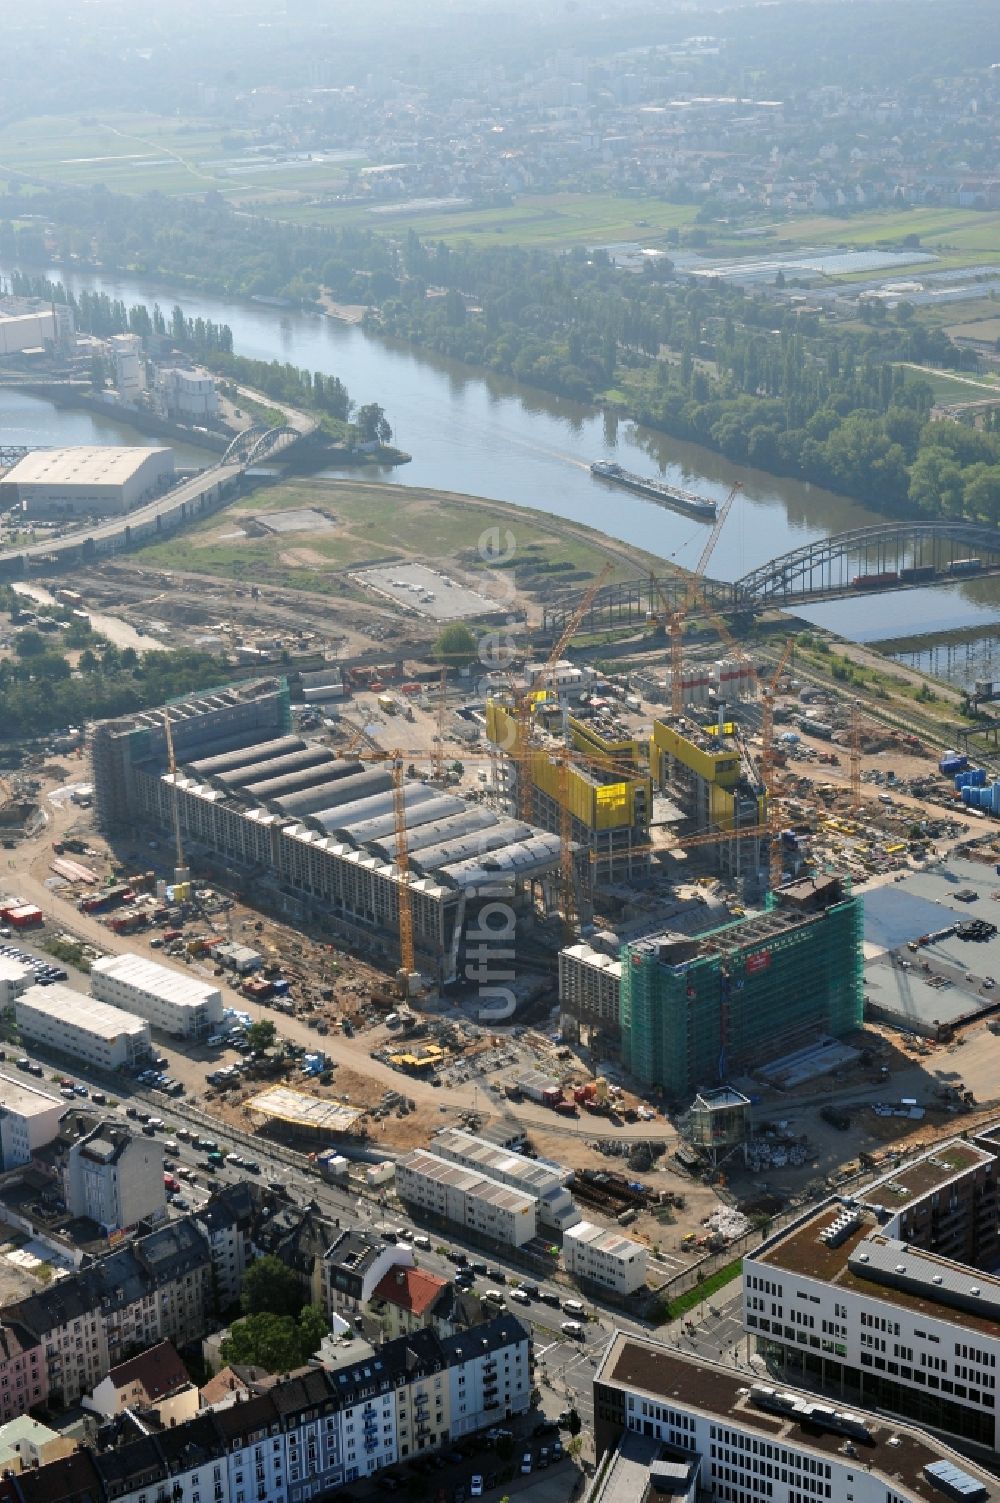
620 889 864 1098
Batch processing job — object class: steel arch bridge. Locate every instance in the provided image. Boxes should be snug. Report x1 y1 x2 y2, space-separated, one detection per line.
733 521 1000 606
221 424 302 466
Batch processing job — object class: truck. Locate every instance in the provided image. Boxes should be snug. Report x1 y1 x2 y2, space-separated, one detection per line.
378 694 399 715
555 1099 578 1117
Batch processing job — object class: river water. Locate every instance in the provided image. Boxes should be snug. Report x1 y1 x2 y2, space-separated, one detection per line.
2 260 997 667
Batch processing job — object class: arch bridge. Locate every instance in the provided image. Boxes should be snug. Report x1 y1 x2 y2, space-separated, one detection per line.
733 521 1000 606
221 423 302 466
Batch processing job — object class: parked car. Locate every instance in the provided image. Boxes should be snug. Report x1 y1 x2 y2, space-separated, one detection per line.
520 1453 533 1475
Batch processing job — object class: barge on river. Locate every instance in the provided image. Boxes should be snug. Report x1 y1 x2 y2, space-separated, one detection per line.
590 461 717 519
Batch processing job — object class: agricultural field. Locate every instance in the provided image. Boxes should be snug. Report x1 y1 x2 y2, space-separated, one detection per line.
135 476 651 601
0 113 365 205
767 206 1000 272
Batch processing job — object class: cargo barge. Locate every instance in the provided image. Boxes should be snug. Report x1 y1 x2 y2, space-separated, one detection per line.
590 460 717 519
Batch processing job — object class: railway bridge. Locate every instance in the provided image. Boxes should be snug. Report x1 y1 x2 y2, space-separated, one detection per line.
540 521 1000 638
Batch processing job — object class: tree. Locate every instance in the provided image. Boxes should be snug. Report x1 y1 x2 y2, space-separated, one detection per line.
433 623 477 669
297 1304 328 1360
241 1253 304 1318
14 630 45 658
568 1408 582 1437
220 1312 305 1372
245 1019 277 1055
354 402 392 444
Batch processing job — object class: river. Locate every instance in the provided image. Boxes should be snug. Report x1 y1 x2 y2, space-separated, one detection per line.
2 260 997 667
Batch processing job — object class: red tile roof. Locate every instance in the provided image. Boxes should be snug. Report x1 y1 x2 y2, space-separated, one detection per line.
106 1340 190 1400
373 1265 448 1317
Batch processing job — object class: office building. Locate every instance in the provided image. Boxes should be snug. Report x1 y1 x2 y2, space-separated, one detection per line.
396 1150 537 1247
0 1073 64 1169
650 713 766 882
64 1122 166 1233
592 1333 998 1503
0 446 174 518
620 875 864 1097
15 985 152 1071
430 1127 580 1231
563 1220 648 1296
90 952 223 1039
743 1137 1000 1451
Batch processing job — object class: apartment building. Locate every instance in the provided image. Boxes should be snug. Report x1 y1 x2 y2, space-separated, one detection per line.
370 1266 450 1339
90 953 224 1040
0 1074 64 1170
558 942 622 1029
322 1228 414 1317
563 1220 649 1296
592 1333 998 1503
0 1317 531 1503
64 1121 165 1233
396 1149 537 1247
194 1182 256 1310
743 1139 1000 1451
84 1341 198 1426
0 1323 46 1425
430 1127 581 1232
15 985 151 1071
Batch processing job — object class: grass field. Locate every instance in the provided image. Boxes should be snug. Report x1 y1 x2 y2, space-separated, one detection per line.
899 363 1000 403
0 114 365 205
136 477 649 595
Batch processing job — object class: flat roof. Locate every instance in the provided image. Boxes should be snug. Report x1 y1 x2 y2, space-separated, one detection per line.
17 984 151 1041
3 446 171 487
244 1086 362 1134
400 1149 535 1216
0 1071 62 1117
596 1333 998 1503
565 1219 646 1260
859 1140 991 1211
91 953 222 1009
431 1127 570 1194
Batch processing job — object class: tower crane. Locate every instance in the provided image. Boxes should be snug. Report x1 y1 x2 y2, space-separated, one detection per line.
389 752 416 996
162 712 190 893
647 482 741 714
760 638 796 889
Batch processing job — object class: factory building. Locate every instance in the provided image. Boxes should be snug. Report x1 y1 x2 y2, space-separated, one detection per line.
650 713 766 882
0 1074 65 1170
430 1127 581 1231
90 954 223 1040
15 985 152 1072
592 1335 998 1503
743 1137 1000 1452
154 366 219 419
109 334 145 399
0 446 174 519
620 875 864 1097
562 1220 648 1295
485 698 651 884
396 1149 537 1247
0 298 73 356
90 679 564 983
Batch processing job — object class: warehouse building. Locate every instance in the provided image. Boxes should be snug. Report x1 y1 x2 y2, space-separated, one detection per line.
396 1149 537 1247
743 1137 1000 1452
90 679 563 983
430 1127 580 1232
90 954 223 1040
0 1073 65 1170
15 985 152 1071
0 446 175 519
562 1220 648 1295
620 874 863 1097
592 1334 998 1503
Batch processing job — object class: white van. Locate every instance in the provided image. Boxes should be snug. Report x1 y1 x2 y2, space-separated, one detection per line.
562 1299 585 1316
561 1321 584 1338
483 1289 506 1306
412 1233 431 1250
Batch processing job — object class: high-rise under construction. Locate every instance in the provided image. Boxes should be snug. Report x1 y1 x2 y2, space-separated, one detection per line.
619 874 864 1097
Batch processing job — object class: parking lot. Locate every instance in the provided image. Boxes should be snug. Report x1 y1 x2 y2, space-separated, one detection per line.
356 562 504 621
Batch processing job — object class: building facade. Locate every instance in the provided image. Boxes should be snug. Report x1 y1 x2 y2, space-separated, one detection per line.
593 1332 999 1503
563 1220 649 1296
429 1127 580 1232
396 1150 537 1247
16 985 152 1071
322 1229 414 1318
64 1122 166 1233
0 1074 64 1170
90 953 224 1039
743 1139 1000 1452
0 446 174 518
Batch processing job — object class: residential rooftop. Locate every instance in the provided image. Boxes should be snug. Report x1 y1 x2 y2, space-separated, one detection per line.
596 1333 999 1503
858 1140 992 1213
